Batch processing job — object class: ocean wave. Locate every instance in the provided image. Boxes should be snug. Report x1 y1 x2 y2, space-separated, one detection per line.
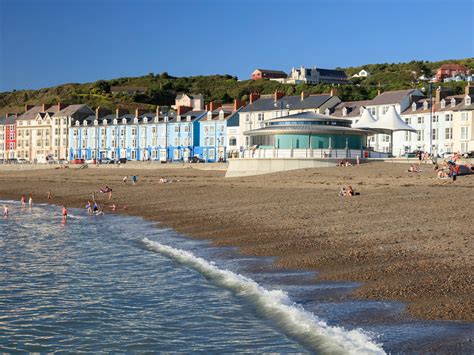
142 237 385 354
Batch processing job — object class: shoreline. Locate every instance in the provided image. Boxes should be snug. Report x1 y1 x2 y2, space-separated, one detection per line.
0 162 472 322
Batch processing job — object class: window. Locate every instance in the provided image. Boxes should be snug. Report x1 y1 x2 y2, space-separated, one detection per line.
257 113 264 121
184 125 190 132
112 140 117 148
445 127 453 140
461 126 469 140
369 107 376 116
461 112 469 121
174 137 179 146
183 137 189 146
209 126 215 133
174 126 180 133
120 139 125 148
466 96 472 105
417 117 424 124
218 124 225 133
432 128 438 140
132 139 137 148
229 137 237 146
120 128 125 136
209 137 215 146
405 132 411 141
131 150 136 160
432 115 438 123
445 114 453 122
417 130 424 141
245 114 250 122
131 128 137 136
63 128 67 134
382 106 389 115
404 117 411 124
382 134 390 142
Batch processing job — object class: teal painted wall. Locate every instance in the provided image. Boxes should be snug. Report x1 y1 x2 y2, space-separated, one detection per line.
274 134 362 149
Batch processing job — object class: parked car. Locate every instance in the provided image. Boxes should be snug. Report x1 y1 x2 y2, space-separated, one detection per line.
17 158 28 164
71 158 85 164
462 151 474 158
440 152 454 158
101 158 114 164
189 156 205 163
85 159 96 164
118 158 127 164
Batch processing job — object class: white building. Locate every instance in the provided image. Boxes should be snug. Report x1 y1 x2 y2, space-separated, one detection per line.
351 69 370 78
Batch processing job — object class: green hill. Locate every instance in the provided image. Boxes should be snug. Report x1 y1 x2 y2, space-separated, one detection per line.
1 58 473 115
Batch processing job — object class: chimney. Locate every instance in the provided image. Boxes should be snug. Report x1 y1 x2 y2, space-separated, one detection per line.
274 90 285 102
233 99 245 111
115 107 128 118
435 86 451 104
377 89 381 96
249 92 260 104
330 88 337 97
465 84 474 96
155 105 160 117
177 105 192 116
135 107 146 117
24 104 34 112
57 102 67 111
300 91 307 101
209 101 222 111
41 104 47 112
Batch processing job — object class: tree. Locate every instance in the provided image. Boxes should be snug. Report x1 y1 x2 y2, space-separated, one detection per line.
94 80 110 93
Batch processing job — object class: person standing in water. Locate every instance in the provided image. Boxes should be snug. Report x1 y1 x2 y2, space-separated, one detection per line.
28 195 33 208
62 205 68 223
20 195 26 208
3 205 9 218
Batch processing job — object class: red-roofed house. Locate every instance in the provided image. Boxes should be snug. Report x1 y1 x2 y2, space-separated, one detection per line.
435 63 469 82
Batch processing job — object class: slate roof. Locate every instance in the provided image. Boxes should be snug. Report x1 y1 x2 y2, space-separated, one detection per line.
169 110 206 123
369 89 422 106
240 94 332 112
401 95 471 115
332 100 371 118
53 104 93 118
17 105 43 120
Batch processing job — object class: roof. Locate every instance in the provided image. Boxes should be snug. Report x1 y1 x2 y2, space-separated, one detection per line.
169 110 206 123
240 94 332 113
254 69 287 75
438 63 469 71
401 95 468 115
0 114 17 125
352 109 376 128
367 106 416 133
332 100 371 118
316 68 347 78
17 105 43 120
369 89 423 106
176 93 204 100
53 104 93 118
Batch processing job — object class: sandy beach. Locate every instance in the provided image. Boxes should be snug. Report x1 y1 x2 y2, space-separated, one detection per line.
0 161 472 322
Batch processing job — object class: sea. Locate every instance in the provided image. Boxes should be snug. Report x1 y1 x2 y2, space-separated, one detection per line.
0 201 472 354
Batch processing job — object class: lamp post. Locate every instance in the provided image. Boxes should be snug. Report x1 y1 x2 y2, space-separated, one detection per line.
422 83 434 156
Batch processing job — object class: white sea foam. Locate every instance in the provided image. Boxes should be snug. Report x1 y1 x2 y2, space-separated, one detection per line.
142 237 385 354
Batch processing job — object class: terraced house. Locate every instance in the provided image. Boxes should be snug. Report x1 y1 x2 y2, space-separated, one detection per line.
16 103 93 162
196 101 243 162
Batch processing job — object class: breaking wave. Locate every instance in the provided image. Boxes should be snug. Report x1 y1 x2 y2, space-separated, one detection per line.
142 237 385 354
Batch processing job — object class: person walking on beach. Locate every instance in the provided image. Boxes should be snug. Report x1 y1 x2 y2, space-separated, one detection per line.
47 190 52 200
20 195 26 208
62 205 68 223
132 175 137 185
3 205 9 218
28 195 33 208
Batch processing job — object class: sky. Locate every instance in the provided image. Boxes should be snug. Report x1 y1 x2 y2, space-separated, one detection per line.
0 0 473 92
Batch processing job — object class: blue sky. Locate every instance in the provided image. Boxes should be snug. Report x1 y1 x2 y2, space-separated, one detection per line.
1 0 473 92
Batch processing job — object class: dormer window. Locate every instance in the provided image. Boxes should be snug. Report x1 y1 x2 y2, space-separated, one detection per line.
465 95 471 105
75 120 80 126
451 98 456 107
143 117 148 124
134 117 139 124
186 115 191 122
177 116 181 122
440 99 445 109
102 119 107 125
83 121 87 126
423 101 429 110
113 119 118 125
207 112 213 120
342 107 347 116
324 108 330 115
154 117 159 123
218 110 225 120
94 120 98 125
164 116 169 122
122 118 127 124
411 102 417 111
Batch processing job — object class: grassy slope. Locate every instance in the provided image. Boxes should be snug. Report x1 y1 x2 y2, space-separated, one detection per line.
1 58 473 115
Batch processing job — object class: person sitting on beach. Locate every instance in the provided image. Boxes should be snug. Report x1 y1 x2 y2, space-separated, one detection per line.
339 186 357 197
109 204 117 211
407 164 421 173
437 170 448 179
338 187 346 197
122 176 128 184
345 161 352 167
99 186 112 193
345 186 355 196
3 204 9 218
159 177 169 183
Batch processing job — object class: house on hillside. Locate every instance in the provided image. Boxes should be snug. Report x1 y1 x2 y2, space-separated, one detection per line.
273 66 348 85
351 69 370 78
251 69 287 80
434 63 469 82
174 93 204 111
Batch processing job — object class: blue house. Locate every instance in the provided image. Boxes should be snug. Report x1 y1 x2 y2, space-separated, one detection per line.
196 104 241 162
167 109 206 161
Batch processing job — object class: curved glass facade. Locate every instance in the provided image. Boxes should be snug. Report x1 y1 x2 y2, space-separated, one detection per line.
250 134 363 149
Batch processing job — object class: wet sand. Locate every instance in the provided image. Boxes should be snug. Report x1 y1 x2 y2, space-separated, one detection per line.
0 162 472 321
